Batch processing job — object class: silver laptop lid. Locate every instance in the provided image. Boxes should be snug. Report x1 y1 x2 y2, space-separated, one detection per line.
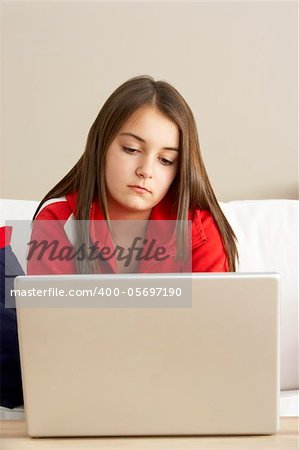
15 273 280 437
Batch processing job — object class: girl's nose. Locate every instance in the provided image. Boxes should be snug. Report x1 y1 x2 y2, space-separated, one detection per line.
135 158 153 179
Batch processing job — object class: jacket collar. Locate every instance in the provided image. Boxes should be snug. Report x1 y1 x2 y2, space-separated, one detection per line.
66 191 205 249
67 191 178 220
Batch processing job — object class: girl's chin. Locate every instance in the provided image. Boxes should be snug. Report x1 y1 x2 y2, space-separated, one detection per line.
107 193 155 216
113 198 152 213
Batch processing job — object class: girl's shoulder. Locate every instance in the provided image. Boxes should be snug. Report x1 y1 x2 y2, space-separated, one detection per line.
191 207 216 227
191 208 222 248
34 195 75 221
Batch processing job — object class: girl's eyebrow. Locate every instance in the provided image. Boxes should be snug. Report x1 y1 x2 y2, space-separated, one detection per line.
119 132 179 152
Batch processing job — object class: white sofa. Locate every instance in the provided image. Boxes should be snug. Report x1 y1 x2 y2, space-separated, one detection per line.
0 198 298 418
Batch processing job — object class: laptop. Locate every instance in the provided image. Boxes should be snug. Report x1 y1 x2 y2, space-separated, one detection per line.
14 273 280 437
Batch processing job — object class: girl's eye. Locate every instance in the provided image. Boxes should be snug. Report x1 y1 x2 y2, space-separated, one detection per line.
122 147 139 154
159 157 174 166
122 147 174 166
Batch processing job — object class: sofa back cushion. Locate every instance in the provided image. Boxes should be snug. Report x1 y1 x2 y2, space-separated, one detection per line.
220 200 298 390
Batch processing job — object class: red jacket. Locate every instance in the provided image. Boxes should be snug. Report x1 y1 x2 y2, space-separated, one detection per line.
27 192 228 274
0 227 12 249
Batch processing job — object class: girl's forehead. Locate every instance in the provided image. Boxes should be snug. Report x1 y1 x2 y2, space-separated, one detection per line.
121 106 159 127
118 106 179 143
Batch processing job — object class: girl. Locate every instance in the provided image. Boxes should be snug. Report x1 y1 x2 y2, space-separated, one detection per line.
27 75 238 275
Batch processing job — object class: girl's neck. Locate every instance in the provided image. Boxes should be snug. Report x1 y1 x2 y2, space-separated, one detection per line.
107 204 152 222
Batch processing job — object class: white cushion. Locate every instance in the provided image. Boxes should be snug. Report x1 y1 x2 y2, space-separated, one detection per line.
220 200 299 390
0 199 39 225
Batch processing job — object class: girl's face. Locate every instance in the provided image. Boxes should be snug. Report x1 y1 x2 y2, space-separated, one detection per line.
105 106 180 219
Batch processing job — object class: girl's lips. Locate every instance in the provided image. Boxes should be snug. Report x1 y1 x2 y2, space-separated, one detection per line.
128 185 151 194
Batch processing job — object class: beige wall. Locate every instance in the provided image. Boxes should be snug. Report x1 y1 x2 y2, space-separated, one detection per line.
1 1 298 201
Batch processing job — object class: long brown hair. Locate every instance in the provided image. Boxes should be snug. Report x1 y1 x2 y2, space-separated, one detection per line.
33 75 238 271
